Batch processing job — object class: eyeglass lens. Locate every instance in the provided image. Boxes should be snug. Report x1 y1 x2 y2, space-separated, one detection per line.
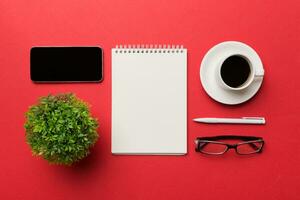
236 142 263 154
199 142 228 154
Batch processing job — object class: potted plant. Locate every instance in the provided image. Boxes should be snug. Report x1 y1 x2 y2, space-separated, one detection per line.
24 93 98 165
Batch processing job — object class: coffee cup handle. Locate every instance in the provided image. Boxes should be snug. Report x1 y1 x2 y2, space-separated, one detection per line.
254 67 264 78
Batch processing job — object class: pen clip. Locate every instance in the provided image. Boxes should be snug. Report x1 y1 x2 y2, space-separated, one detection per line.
242 117 265 120
242 117 266 124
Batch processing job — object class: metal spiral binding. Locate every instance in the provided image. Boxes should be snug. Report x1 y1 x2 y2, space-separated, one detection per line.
114 44 184 53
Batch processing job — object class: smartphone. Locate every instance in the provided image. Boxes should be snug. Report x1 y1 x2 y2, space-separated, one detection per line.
30 46 103 82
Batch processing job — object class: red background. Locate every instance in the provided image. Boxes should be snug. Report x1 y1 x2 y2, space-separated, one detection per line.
1 0 300 199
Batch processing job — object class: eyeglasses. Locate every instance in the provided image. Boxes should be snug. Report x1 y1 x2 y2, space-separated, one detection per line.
195 135 264 155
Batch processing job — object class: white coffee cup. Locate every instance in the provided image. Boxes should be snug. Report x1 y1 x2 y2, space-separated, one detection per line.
216 54 264 91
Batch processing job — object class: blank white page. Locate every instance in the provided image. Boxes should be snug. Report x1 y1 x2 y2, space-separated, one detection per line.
112 46 187 154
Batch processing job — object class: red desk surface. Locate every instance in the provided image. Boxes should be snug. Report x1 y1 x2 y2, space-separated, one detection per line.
1 0 300 199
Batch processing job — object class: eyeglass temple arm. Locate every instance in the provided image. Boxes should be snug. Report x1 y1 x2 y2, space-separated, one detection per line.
197 135 262 141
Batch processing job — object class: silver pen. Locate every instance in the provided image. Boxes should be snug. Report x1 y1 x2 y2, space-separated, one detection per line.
193 117 266 124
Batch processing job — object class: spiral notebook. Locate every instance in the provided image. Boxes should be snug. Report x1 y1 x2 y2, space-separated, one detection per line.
112 45 187 155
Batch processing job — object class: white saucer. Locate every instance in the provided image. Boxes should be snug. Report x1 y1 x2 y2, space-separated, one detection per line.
200 41 264 105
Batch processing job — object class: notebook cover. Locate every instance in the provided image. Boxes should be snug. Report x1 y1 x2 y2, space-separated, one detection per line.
112 45 187 155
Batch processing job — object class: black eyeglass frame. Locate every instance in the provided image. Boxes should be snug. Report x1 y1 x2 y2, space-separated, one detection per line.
195 135 264 155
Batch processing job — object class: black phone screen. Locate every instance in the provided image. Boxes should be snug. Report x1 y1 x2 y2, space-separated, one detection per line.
30 47 103 82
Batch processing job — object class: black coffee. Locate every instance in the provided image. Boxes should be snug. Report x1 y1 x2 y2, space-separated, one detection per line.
220 55 251 88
